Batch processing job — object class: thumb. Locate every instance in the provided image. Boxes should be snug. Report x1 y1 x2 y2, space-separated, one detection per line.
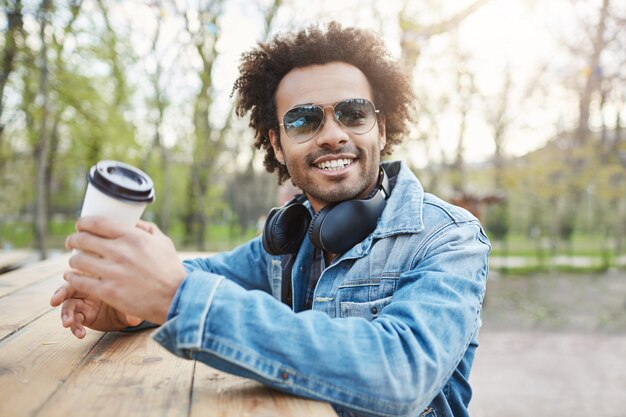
124 314 144 327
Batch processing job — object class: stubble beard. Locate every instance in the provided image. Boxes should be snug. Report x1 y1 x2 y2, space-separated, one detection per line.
288 145 381 205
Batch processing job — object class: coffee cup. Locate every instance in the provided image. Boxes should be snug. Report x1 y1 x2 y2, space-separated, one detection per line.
79 160 155 226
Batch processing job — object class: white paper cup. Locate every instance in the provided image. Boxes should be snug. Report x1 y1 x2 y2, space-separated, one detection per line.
74 161 155 255
79 181 150 225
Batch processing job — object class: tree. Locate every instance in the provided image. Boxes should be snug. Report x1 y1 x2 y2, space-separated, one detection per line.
449 35 477 195
141 4 174 234
33 0 52 259
399 0 494 69
177 0 228 250
0 0 24 176
484 68 513 191
179 0 284 250
570 0 613 146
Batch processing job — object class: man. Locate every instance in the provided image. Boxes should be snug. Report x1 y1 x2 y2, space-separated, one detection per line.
51 22 491 417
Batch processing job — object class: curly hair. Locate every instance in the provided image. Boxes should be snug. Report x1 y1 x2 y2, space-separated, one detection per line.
232 21 415 184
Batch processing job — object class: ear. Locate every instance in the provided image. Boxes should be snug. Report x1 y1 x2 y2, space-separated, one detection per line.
269 128 285 163
377 115 387 151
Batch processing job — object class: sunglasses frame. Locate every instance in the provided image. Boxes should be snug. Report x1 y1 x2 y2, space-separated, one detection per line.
278 98 380 143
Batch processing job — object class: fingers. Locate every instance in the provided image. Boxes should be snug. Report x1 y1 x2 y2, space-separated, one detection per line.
65 231 115 258
63 270 107 305
68 217 161 259
135 220 159 234
51 282 89 307
66 216 130 257
60 296 87 339
61 271 105 339
67 251 115 281
76 216 129 239
53 281 88 339
50 283 73 307
124 313 143 327
70 312 86 339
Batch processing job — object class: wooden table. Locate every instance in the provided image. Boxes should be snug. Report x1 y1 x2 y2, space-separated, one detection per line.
0 253 338 417
0 249 37 273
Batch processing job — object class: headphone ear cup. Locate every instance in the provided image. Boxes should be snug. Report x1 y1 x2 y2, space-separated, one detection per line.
308 203 336 251
262 203 311 255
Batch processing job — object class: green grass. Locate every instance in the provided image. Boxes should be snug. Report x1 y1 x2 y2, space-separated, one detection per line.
489 234 619 257
0 222 34 248
1 219 258 253
3 222 624 272
492 264 617 276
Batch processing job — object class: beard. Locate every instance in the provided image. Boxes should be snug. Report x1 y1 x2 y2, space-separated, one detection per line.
287 143 381 205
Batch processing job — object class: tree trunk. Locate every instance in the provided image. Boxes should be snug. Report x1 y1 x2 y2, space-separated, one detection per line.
34 0 52 260
159 142 171 234
45 114 60 225
141 11 172 233
181 0 283 249
575 0 609 146
0 0 24 175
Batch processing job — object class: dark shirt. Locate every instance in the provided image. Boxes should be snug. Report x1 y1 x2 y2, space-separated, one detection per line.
303 247 325 310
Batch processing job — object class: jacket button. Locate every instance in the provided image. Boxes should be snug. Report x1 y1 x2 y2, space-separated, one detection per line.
371 307 378 315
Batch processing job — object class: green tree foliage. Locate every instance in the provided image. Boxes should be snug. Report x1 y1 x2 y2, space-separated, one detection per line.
0 0 623 264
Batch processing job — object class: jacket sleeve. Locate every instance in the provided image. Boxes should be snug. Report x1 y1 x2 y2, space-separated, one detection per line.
154 222 490 417
181 235 273 293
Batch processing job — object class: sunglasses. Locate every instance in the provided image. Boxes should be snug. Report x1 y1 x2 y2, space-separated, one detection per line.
278 98 380 143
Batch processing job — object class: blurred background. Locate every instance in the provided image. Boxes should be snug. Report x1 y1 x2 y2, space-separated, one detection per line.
0 0 625 415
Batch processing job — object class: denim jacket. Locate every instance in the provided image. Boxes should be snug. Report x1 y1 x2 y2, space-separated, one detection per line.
154 161 491 417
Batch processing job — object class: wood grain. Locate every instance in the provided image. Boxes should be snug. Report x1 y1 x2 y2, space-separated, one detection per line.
0 253 339 417
0 249 38 272
36 329 194 417
191 362 338 417
0 308 104 417
0 253 68 297
0 274 64 341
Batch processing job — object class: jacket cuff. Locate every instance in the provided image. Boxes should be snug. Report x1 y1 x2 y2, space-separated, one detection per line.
153 270 224 356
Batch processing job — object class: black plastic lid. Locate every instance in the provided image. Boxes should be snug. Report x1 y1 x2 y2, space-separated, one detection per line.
87 160 155 203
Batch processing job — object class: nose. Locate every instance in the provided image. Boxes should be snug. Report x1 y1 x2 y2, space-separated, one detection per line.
314 106 349 148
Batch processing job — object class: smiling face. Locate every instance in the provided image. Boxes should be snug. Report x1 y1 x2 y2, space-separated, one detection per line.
269 62 386 212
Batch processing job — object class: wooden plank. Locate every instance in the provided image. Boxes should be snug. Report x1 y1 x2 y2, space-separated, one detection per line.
191 362 338 417
0 308 104 417
36 329 194 417
0 252 206 299
0 249 38 273
0 253 69 297
0 274 64 341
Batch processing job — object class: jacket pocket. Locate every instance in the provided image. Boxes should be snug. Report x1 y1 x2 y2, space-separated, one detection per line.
269 258 282 301
339 296 392 320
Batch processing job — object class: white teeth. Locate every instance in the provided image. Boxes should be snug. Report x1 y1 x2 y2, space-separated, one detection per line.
315 158 353 171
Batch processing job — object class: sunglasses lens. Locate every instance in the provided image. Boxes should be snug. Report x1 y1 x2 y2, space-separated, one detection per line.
281 99 378 142
335 99 377 134
282 106 323 142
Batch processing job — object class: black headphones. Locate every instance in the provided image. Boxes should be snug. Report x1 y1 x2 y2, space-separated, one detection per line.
262 166 390 255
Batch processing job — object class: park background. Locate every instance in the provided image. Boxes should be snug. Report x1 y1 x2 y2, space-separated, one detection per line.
1 0 625 415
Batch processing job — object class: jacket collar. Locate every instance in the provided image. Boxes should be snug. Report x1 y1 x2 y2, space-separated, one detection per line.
374 160 425 238
298 160 425 260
